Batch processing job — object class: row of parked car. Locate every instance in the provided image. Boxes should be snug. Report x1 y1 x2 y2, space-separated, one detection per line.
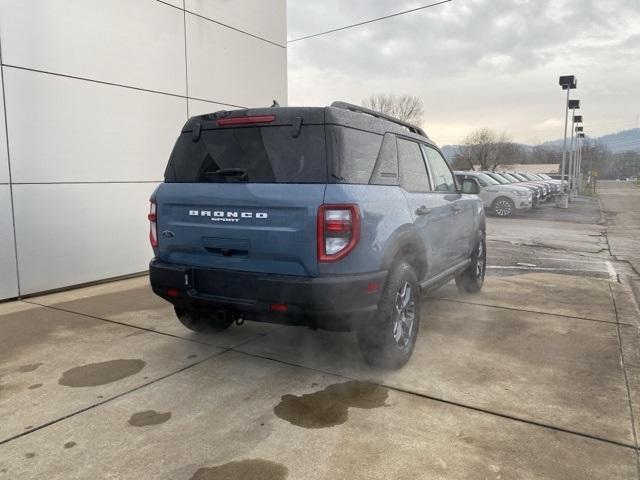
454 170 563 217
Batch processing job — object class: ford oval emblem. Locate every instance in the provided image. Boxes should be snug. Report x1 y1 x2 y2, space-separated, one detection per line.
162 230 174 238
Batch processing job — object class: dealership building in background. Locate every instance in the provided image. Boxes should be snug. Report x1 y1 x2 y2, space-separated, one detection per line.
0 0 287 300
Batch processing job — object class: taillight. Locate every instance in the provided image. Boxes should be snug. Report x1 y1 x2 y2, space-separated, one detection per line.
317 205 360 262
216 115 276 126
148 201 158 248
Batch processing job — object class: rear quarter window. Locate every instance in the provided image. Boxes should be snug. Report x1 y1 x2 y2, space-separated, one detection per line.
328 126 383 184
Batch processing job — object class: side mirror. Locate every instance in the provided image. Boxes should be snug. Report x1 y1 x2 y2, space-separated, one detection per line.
461 178 480 195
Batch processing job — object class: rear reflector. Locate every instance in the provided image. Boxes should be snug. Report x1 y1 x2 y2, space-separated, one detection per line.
217 115 276 126
270 303 288 312
166 288 179 298
367 281 380 294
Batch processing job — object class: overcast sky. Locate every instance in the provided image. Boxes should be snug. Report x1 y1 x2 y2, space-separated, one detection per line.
286 0 640 146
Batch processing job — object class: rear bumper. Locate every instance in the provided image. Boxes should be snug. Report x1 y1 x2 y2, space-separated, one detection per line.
149 259 386 330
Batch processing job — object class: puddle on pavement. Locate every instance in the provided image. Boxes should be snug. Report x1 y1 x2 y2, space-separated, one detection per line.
128 410 171 427
274 380 388 429
63 442 76 449
190 459 287 480
18 363 43 373
58 359 145 387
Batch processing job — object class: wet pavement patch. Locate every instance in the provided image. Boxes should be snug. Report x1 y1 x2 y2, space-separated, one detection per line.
189 459 288 480
274 380 389 429
18 363 43 373
63 442 76 449
25 453 35 459
58 359 145 387
128 410 171 427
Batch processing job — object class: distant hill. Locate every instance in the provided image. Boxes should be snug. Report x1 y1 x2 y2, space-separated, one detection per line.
441 128 640 160
590 128 640 154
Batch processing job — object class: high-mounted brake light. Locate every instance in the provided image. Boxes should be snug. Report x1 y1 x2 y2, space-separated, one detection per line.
216 115 276 126
149 200 158 248
317 205 360 262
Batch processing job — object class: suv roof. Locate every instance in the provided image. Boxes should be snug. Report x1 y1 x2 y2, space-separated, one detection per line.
180 101 435 148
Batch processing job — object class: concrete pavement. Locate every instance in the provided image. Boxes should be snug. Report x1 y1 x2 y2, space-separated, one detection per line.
1 192 640 479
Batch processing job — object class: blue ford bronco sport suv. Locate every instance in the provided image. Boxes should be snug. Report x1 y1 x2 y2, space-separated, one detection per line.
149 102 485 368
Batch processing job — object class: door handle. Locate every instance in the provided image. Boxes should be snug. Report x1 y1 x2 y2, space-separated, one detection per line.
415 206 432 216
451 205 462 214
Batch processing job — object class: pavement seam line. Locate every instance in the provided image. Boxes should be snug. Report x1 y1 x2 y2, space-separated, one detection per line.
20 299 288 351
20 299 214 347
609 282 640 479
0 348 229 446
0 321 287 446
230 347 638 451
432 297 630 326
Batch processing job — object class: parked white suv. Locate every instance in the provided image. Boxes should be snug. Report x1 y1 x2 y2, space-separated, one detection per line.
455 171 532 217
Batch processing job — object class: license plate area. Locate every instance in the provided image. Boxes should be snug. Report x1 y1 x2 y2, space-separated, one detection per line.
193 269 257 300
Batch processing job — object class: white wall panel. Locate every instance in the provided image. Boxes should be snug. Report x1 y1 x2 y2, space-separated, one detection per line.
187 98 233 117
4 68 186 183
186 14 287 107
13 183 156 295
186 0 286 45
0 0 186 95
0 67 9 184
0 185 18 299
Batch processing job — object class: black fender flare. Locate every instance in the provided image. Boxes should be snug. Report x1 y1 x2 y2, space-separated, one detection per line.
381 225 429 282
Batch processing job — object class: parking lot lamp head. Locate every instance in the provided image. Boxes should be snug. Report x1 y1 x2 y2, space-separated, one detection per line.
559 75 578 90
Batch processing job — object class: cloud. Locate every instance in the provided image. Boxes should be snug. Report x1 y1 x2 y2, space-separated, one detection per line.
287 0 640 144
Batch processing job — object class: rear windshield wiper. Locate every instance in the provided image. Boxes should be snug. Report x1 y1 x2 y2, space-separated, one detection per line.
204 168 248 181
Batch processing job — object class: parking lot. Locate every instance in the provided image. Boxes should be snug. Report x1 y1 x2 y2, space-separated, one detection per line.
1 180 639 479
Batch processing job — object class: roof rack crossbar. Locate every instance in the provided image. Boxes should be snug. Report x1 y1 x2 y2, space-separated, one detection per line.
330 101 427 138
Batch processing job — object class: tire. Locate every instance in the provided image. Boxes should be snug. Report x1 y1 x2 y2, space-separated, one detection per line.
175 307 233 333
357 262 420 369
492 197 515 217
455 233 486 294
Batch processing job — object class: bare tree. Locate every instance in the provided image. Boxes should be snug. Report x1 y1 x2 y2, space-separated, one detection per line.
453 128 519 171
362 93 424 125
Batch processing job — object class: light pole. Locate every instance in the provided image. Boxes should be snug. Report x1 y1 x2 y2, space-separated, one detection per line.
578 131 584 193
575 127 584 193
558 75 577 208
568 111 581 201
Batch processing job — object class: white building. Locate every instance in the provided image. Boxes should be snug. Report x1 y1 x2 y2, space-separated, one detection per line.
0 0 287 300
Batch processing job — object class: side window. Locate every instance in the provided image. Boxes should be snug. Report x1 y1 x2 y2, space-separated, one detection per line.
328 126 383 184
423 146 456 192
369 133 399 185
397 138 431 192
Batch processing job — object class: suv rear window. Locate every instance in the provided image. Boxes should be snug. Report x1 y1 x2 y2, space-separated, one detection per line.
164 125 327 183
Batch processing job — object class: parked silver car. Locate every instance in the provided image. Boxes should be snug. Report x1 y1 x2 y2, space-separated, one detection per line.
455 171 532 217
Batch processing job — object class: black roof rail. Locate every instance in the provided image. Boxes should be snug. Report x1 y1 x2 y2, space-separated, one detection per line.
330 101 427 138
